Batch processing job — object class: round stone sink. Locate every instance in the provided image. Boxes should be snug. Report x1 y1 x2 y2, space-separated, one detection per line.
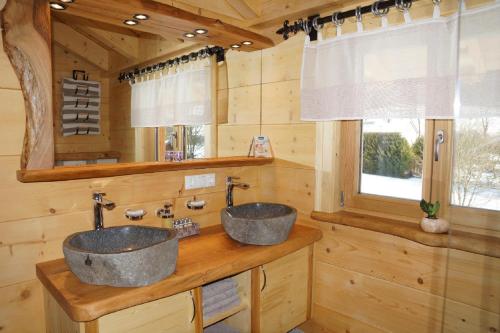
63 225 178 287
221 202 297 245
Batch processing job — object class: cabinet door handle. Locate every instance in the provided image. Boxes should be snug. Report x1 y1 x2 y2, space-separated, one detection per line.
260 266 267 292
190 291 196 323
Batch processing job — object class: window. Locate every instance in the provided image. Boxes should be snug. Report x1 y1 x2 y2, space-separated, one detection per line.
451 117 500 211
360 119 425 201
162 125 209 161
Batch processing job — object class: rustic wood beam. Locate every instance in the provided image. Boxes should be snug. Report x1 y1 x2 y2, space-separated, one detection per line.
52 20 110 71
59 0 274 49
1 0 54 169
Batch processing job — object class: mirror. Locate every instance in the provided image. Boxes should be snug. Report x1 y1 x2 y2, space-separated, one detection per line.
1 0 272 180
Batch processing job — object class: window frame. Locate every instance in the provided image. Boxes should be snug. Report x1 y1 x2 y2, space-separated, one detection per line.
340 119 500 230
340 119 434 220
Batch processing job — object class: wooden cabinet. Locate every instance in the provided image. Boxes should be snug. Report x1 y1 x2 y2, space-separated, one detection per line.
252 246 312 333
45 289 196 333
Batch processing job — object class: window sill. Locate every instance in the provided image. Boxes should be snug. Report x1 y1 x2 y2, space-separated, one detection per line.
17 156 273 183
311 210 500 258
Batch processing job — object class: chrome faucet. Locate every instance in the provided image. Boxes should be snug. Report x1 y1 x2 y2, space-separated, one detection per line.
92 192 115 230
226 177 250 207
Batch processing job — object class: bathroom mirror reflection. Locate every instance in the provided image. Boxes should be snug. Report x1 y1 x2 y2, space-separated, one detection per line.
50 10 263 166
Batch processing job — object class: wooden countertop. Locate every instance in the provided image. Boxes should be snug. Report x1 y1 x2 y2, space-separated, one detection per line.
37 224 322 322
311 211 500 258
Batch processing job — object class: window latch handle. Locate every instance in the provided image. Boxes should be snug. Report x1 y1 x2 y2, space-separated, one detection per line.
434 130 445 162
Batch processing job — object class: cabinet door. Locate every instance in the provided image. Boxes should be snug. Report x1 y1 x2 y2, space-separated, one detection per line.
98 290 196 333
258 246 311 333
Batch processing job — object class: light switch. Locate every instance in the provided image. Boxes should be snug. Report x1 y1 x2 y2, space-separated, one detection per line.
185 173 216 190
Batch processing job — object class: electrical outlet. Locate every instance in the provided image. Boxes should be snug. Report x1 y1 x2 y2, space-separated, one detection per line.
185 173 216 190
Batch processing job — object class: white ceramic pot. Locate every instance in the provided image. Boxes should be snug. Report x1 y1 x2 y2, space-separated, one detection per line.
420 217 449 234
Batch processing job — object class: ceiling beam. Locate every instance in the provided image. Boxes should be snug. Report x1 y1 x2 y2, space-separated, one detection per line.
56 0 273 50
225 0 261 19
52 20 109 71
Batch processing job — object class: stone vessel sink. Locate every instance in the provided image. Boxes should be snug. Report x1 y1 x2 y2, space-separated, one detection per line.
221 202 297 245
63 225 178 287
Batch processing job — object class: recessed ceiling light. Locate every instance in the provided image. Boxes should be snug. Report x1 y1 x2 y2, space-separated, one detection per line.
49 2 67 10
195 28 208 34
242 41 253 45
184 32 196 38
133 14 149 20
230 44 241 49
123 19 139 26
60 0 74 3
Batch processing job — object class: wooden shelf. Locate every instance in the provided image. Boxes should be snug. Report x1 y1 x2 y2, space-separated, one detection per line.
203 302 248 327
311 210 500 258
55 151 121 161
17 156 273 182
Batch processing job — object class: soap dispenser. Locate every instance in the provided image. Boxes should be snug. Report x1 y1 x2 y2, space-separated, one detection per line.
156 203 174 228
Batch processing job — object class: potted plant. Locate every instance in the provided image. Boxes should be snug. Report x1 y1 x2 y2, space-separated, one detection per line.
419 199 449 233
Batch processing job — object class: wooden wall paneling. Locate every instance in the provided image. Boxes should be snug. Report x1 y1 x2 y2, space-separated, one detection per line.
314 261 445 333
217 88 229 124
52 21 110 72
261 124 316 167
217 125 260 157
443 298 500 333
261 36 302 84
228 85 261 124
1 0 54 169
226 50 262 88
258 163 315 216
0 89 25 156
261 80 301 124
314 222 447 296
0 280 45 333
445 249 500 314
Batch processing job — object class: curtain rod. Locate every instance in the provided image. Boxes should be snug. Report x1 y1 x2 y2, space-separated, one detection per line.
276 0 418 41
118 46 225 82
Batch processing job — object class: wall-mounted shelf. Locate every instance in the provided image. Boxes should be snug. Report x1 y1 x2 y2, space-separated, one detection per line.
17 156 273 182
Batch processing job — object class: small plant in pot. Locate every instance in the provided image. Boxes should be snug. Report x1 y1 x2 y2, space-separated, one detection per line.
419 199 449 233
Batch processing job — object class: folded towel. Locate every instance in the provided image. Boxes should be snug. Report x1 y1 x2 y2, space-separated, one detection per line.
204 322 240 333
204 291 240 315
202 278 237 299
203 287 238 308
203 295 241 321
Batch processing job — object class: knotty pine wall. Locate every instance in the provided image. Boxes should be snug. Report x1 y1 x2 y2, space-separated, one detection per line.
52 44 111 155
0 32 261 332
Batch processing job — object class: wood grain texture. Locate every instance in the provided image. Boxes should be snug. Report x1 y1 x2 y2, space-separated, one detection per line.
17 156 273 182
55 151 121 162
1 0 54 169
311 210 500 258
36 224 321 321
58 0 274 50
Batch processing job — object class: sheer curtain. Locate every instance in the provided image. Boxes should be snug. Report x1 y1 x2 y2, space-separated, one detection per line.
131 58 212 127
300 3 500 121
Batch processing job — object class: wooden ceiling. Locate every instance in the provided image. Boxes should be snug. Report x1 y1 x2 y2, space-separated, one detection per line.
52 0 352 46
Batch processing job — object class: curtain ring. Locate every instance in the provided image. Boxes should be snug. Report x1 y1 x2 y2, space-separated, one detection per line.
302 19 311 34
331 12 344 26
432 0 441 5
371 1 389 16
312 16 323 31
396 0 412 12
355 6 363 22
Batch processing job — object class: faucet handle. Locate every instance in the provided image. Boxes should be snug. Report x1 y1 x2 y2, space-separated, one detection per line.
226 176 240 183
92 192 106 200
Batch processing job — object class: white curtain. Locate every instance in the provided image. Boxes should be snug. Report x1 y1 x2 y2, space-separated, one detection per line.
131 58 212 127
300 2 500 121
456 3 500 119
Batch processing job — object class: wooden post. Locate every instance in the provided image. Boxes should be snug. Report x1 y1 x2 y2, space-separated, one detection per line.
1 0 54 169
